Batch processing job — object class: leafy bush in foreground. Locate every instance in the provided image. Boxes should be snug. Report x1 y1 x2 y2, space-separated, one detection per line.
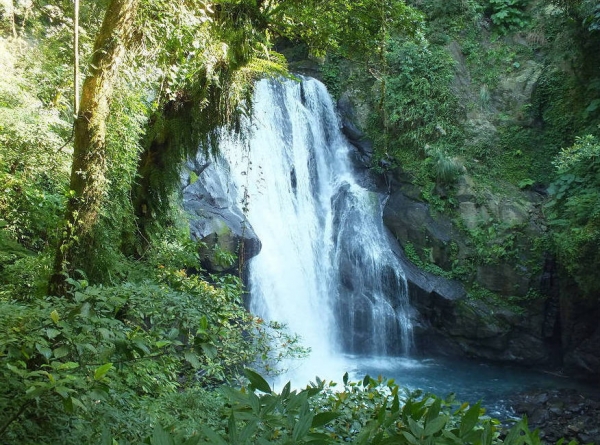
146 369 548 445
0 269 303 444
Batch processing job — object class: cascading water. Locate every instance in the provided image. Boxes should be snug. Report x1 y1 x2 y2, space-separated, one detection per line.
188 77 600 419
190 76 597 417
216 77 412 381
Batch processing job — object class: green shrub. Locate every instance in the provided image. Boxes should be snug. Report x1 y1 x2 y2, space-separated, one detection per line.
424 145 465 185
546 134 600 295
385 39 464 157
488 0 530 33
145 371 546 445
0 266 304 443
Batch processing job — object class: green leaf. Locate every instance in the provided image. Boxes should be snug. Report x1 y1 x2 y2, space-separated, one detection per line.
377 400 387 423
50 310 60 324
311 412 341 428
402 431 419 445
98 328 113 339
200 343 217 359
57 361 79 370
227 413 238 444
6 363 24 376
343 372 349 385
408 418 424 438
35 343 52 360
244 368 271 394
391 394 400 414
281 381 291 399
54 385 72 399
200 426 228 445
239 419 259 443
100 427 113 445
220 386 252 406
287 390 309 412
262 393 281 415
424 415 447 436
78 342 98 354
426 398 441 423
94 363 113 381
63 396 74 413
71 396 86 411
248 390 261 413
133 338 151 355
184 351 201 369
459 402 481 438
150 424 174 445
363 374 371 387
504 420 525 445
482 421 494 445
305 432 336 443
199 315 208 333
53 346 70 359
25 385 46 398
293 411 314 441
45 328 61 339
585 99 600 113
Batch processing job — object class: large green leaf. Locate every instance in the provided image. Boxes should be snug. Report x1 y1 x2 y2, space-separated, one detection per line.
244 368 272 394
425 398 441 423
293 410 315 441
184 351 201 369
402 431 419 445
424 414 447 436
459 402 481 438
311 411 342 428
200 342 217 359
238 419 259 443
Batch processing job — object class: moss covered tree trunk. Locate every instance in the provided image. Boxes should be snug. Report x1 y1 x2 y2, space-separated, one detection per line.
50 0 139 296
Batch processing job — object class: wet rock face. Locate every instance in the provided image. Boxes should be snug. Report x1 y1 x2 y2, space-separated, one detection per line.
509 389 600 445
333 89 561 369
383 190 462 271
381 178 559 366
330 35 600 381
560 292 600 384
411 289 558 366
182 157 261 275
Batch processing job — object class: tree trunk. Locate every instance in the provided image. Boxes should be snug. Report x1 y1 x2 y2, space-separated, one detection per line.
74 0 79 116
50 0 139 296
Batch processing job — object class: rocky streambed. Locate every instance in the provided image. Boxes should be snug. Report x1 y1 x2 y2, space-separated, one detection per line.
508 388 600 444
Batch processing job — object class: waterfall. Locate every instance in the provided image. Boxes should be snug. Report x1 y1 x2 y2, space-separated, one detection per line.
216 77 412 381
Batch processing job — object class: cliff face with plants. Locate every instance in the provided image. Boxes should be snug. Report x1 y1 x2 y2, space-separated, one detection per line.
322 0 600 382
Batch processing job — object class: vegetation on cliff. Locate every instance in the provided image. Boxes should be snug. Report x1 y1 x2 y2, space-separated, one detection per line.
322 0 600 305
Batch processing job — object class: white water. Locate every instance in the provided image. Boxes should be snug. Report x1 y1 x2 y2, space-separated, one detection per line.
216 77 412 384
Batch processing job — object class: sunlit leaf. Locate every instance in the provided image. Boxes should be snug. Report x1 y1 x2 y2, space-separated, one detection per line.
94 363 113 381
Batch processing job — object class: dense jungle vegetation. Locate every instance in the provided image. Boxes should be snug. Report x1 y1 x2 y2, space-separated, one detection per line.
0 0 598 443
320 0 600 299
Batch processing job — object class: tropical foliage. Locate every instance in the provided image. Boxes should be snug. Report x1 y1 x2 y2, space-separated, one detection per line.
1 0 599 442
136 371 544 445
546 135 600 294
